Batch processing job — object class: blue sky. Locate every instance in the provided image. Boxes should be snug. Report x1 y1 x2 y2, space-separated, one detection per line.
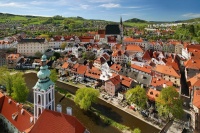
0 0 200 22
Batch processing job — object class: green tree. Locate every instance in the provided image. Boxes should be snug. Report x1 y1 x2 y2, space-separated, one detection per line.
133 128 141 133
0 66 16 96
156 86 184 119
50 69 58 83
53 52 61 59
125 85 147 109
74 88 100 110
60 42 67 50
35 51 42 58
12 72 29 103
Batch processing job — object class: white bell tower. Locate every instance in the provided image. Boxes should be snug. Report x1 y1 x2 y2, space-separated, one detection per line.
33 54 55 123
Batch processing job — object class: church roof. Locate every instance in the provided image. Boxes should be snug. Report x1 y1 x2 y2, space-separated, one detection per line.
30 109 86 133
105 24 120 35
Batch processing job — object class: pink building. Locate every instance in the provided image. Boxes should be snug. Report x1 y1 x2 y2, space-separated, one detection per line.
105 75 121 96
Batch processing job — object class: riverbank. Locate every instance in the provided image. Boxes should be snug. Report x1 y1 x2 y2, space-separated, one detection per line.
58 79 162 131
24 71 161 132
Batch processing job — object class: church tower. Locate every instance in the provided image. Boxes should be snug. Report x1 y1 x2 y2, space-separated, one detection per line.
119 16 124 41
33 54 55 123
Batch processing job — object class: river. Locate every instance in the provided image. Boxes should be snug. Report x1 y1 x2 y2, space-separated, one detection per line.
24 73 160 133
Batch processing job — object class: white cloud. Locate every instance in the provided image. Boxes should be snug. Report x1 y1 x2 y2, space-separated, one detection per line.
125 6 141 9
80 4 89 10
0 2 27 8
182 13 200 18
99 3 120 8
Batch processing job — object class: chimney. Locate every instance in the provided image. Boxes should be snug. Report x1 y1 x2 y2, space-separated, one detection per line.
21 109 24 114
8 99 11 104
56 104 62 113
66 107 72 116
30 117 33 123
163 83 166 88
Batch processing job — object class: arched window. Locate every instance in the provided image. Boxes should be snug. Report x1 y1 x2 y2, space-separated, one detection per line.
38 95 41 104
49 93 51 101
38 108 41 116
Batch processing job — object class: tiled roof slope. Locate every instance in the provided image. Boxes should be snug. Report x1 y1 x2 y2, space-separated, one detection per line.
30 109 86 133
0 92 34 132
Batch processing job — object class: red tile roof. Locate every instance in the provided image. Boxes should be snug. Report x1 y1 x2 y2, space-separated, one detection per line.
62 62 69 69
193 90 200 108
109 75 121 85
142 51 151 61
126 45 143 52
187 74 200 90
131 64 151 74
110 64 122 72
184 59 200 69
120 75 132 87
154 65 180 78
0 92 34 132
151 77 173 87
77 65 87 75
85 67 101 80
112 50 125 57
30 109 86 133
147 88 160 101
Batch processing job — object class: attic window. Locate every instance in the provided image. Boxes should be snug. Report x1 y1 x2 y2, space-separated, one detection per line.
12 112 18 120
30 117 33 123
8 99 11 104
155 94 158 97
150 91 153 95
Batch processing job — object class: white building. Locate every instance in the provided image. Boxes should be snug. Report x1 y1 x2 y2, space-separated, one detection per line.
33 55 55 123
17 39 48 57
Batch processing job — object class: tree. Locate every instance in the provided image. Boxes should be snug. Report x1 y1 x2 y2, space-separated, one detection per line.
53 52 61 59
0 66 16 96
133 128 141 133
74 88 100 110
50 69 58 83
12 72 29 103
35 51 42 58
156 86 184 119
125 85 147 109
60 42 67 50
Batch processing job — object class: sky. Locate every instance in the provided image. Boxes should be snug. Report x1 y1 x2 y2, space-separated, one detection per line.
0 0 200 22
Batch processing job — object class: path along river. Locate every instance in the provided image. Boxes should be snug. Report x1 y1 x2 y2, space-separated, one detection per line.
24 73 160 133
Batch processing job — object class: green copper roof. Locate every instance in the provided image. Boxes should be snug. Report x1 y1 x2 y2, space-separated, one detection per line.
33 54 54 91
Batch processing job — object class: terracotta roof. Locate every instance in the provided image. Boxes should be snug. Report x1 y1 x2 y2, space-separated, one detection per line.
109 75 121 85
62 62 69 69
30 109 86 133
77 65 87 75
131 64 151 74
0 92 34 132
123 37 134 42
94 57 106 64
142 51 151 61
110 64 122 72
184 59 200 69
164 55 179 71
107 36 116 43
112 50 125 57
193 90 200 108
102 53 110 61
154 65 180 78
187 73 200 90
120 75 132 87
126 45 143 52
73 63 80 69
147 88 160 101
85 67 101 80
7 54 20 60
151 77 173 87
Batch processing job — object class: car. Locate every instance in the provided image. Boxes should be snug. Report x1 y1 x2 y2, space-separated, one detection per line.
141 110 149 117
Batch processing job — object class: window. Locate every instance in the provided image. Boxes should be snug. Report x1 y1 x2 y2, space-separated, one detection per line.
38 108 41 116
49 93 51 101
38 95 41 104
